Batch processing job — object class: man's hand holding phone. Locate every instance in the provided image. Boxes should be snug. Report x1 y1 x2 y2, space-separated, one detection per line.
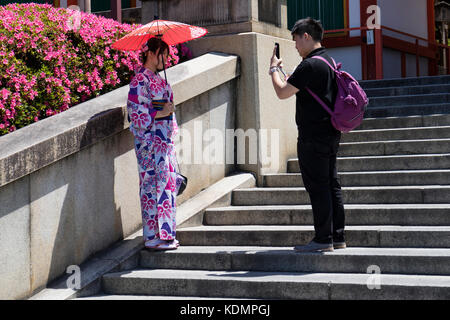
270 43 286 80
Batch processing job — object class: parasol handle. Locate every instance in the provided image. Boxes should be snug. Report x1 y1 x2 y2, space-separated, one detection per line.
160 51 169 98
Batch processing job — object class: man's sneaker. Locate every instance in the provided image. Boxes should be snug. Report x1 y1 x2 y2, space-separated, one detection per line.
294 240 334 253
333 241 347 249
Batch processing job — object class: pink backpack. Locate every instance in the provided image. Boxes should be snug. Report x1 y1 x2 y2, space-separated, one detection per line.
305 56 369 133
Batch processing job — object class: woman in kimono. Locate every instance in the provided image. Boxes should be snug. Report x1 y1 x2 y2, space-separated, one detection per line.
127 37 180 250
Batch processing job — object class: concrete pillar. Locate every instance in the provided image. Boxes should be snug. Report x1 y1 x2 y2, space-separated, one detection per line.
141 0 158 24
443 22 448 72
141 0 289 39
111 0 122 23
84 0 91 13
249 0 259 22
278 0 288 29
77 0 84 11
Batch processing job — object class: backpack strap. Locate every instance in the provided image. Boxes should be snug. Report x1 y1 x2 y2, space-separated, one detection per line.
304 55 338 116
310 55 337 72
305 87 333 116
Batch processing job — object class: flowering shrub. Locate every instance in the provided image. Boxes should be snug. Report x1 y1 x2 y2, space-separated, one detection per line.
177 43 193 64
0 3 190 136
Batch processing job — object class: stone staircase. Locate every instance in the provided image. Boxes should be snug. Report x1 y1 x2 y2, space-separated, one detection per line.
78 75 450 300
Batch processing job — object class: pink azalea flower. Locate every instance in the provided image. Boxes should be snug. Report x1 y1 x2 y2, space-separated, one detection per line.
0 3 186 137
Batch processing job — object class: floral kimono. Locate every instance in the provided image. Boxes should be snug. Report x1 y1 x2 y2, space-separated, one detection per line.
127 66 179 242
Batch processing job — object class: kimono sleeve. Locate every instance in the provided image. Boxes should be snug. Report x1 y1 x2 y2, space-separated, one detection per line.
127 75 158 130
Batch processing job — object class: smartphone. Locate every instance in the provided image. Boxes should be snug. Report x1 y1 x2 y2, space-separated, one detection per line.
275 42 280 59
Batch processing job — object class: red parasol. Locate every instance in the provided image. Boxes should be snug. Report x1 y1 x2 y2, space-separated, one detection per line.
112 18 208 51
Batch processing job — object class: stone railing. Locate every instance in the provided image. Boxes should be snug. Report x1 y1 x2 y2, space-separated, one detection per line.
0 52 239 300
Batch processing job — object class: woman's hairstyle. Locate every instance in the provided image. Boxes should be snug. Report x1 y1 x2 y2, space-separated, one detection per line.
291 17 324 42
141 37 170 65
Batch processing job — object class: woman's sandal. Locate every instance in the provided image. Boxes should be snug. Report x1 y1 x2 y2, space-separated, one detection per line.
145 238 180 251
155 240 180 251
144 238 165 250
153 239 179 251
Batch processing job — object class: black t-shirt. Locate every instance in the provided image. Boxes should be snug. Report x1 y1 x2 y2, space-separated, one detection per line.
287 47 340 138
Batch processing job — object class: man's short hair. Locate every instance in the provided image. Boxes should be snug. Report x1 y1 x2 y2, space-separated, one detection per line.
291 17 324 42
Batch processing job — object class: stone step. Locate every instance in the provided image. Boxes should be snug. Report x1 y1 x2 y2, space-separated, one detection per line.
368 93 450 108
365 84 450 98
364 103 450 118
360 75 450 89
341 126 450 143
232 186 450 205
176 225 450 248
263 170 450 187
338 139 450 156
101 269 450 300
357 114 450 130
203 204 450 226
139 246 450 276
287 154 450 173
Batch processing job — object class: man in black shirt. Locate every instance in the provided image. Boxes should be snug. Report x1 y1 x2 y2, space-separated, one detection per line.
269 17 345 252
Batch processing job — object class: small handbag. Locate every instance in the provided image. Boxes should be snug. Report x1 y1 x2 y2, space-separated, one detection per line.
175 160 188 196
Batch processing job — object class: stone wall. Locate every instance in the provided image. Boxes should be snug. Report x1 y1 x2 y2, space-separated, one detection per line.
0 52 239 300
188 32 300 185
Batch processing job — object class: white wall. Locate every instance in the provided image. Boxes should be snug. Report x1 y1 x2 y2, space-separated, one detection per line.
349 0 361 37
327 46 363 80
383 48 402 79
383 48 429 79
376 0 431 78
378 0 429 46
405 54 429 77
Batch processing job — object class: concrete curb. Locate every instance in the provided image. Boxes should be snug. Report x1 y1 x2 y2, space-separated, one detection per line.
287 154 450 172
101 268 450 300
176 225 450 248
364 84 450 97
139 246 450 275
357 114 450 130
341 126 450 143
232 186 450 205
360 75 450 89
364 104 450 118
204 204 450 226
263 170 450 187
28 228 144 300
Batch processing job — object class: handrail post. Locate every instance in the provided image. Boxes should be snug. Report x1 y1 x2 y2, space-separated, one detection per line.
111 0 122 23
374 27 383 80
416 39 420 77
401 52 406 78
447 46 450 75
